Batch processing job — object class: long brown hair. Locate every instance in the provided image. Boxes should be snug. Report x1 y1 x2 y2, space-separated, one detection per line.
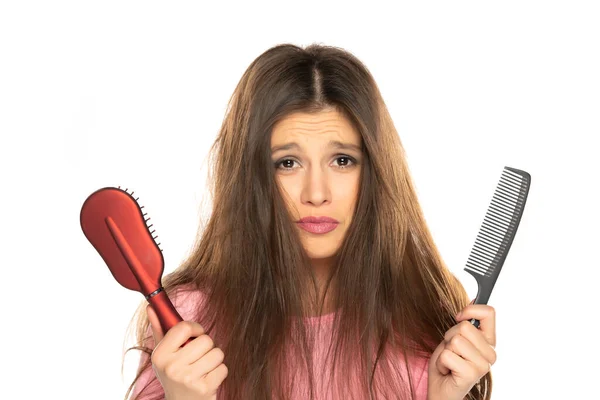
122 43 492 400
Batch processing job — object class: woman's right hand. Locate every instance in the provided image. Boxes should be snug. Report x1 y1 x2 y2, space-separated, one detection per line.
147 305 229 400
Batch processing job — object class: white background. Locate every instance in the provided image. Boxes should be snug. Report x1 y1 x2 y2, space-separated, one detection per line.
1 1 598 399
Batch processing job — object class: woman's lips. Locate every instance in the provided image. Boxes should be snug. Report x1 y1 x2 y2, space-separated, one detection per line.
296 222 338 234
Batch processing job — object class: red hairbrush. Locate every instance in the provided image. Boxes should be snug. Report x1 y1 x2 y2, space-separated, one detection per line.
80 186 193 346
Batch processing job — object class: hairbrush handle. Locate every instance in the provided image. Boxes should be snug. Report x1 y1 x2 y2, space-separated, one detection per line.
147 289 194 347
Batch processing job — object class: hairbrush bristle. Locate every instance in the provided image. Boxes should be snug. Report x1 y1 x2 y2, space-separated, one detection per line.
119 186 163 253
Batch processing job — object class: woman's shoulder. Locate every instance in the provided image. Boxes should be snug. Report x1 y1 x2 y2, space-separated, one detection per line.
168 283 209 321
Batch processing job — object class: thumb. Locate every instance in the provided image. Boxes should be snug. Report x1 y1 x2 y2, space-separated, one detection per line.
146 304 165 345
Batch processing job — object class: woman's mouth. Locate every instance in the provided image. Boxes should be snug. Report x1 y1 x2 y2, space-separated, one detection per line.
296 222 338 234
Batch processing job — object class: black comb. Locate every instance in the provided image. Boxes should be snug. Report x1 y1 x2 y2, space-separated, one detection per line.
464 166 531 328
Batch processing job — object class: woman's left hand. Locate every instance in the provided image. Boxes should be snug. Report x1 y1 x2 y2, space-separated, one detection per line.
427 300 497 400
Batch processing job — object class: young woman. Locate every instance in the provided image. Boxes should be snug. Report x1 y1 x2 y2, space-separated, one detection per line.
124 43 496 400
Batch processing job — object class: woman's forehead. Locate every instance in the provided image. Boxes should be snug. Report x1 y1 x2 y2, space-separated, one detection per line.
271 110 361 150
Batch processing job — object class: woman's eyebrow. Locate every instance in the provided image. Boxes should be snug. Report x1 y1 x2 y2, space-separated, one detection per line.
271 140 362 153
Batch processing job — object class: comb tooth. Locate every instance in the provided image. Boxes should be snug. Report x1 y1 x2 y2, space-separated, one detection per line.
479 225 504 243
486 205 511 224
502 169 525 184
499 173 521 188
476 238 502 258
481 220 509 241
465 261 492 277
499 174 522 190
470 254 497 273
484 209 512 229
491 192 518 212
491 200 517 218
484 210 509 230
469 254 493 268
469 258 495 275
472 236 499 255
492 190 516 205
150 230 156 234
475 223 507 253
489 193 516 214
472 244 495 263
469 247 494 264
469 253 493 271
475 231 501 248
468 247 497 268
473 236 497 251
487 195 522 222
502 176 523 189
486 220 513 238
498 182 520 198
481 223 508 243
473 241 500 259
466 254 489 269
503 167 524 179
484 211 511 232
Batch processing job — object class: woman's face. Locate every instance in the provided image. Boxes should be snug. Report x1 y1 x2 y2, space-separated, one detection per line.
270 109 363 265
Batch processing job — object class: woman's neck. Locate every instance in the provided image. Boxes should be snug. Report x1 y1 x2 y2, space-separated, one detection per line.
309 261 338 316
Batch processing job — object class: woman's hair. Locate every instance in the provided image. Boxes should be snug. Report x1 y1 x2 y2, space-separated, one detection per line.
122 43 492 400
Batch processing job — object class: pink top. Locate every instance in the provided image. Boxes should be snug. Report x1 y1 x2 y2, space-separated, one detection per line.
131 287 429 399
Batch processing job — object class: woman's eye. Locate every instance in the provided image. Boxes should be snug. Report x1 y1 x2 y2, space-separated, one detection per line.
274 156 357 171
333 156 355 168
277 159 297 169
